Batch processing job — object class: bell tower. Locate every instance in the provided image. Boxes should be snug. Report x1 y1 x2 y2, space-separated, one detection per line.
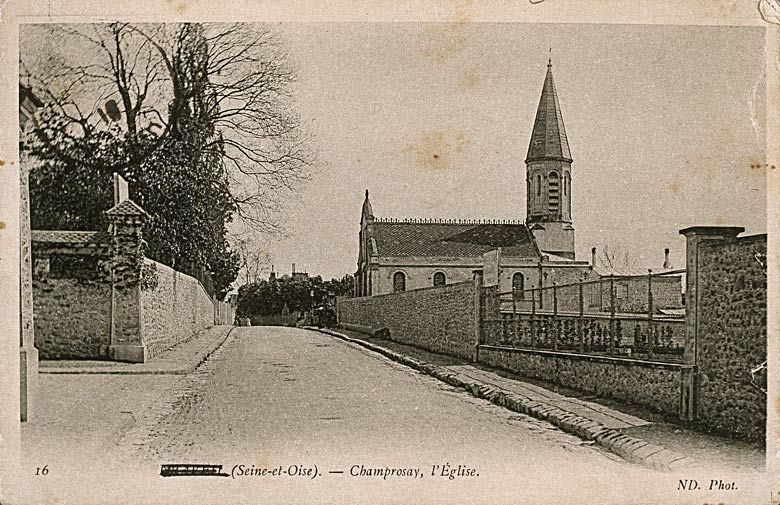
526 58 575 260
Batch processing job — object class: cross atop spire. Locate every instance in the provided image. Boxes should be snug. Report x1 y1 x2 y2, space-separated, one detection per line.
525 58 572 163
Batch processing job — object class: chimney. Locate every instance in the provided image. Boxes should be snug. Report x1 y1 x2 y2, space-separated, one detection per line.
663 248 670 269
113 173 129 205
591 247 597 267
292 263 296 275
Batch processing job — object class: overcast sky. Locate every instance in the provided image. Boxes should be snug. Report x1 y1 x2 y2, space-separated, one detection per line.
20 22 768 282
259 22 767 280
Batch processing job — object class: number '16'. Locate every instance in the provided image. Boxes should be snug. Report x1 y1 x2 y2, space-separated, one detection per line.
35 465 48 476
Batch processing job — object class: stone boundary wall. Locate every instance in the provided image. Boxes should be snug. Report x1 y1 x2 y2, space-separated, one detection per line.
30 192 235 363
337 281 477 359
477 345 690 416
695 234 766 442
141 259 215 358
33 277 112 359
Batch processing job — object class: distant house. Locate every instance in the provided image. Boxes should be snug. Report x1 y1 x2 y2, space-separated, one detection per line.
584 262 683 314
270 263 309 282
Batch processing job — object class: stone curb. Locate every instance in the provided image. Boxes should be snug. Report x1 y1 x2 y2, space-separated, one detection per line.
39 326 235 375
308 327 699 473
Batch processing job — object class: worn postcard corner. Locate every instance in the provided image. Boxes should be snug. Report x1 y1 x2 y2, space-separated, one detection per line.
0 1 778 504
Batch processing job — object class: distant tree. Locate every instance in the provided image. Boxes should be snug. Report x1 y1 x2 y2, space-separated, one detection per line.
236 273 354 321
236 238 272 285
599 243 638 271
323 274 354 298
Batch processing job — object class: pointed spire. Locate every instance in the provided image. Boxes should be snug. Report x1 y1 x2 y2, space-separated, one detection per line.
526 59 572 163
361 189 374 223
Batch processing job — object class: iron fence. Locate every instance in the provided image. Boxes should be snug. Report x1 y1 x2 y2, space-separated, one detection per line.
482 269 686 363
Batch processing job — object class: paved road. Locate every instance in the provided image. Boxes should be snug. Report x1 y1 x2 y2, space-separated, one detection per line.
21 326 768 505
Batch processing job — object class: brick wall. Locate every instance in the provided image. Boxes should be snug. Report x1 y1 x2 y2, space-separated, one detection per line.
33 276 111 359
140 260 215 358
338 281 477 359
695 234 766 442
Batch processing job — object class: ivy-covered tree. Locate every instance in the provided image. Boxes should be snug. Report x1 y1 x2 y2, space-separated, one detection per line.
21 22 312 298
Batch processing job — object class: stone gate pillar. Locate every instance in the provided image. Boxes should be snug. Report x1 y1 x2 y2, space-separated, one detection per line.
679 226 744 420
106 198 149 363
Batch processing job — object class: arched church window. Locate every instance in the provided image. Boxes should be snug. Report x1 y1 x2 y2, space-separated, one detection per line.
433 272 446 287
393 271 406 293
536 174 541 196
512 272 525 300
548 172 560 213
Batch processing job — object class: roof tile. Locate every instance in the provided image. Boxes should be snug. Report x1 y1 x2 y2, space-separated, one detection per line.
105 199 148 217
372 222 540 258
526 62 572 163
32 230 111 245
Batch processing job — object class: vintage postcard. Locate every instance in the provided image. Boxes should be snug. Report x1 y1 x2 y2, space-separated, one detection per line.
0 1 777 504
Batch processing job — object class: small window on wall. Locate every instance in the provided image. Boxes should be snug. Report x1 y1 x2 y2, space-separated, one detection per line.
433 272 446 287
393 271 406 292
614 283 629 299
512 272 525 299
536 174 542 196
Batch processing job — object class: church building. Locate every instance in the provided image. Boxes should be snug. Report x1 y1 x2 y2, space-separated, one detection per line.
354 60 595 298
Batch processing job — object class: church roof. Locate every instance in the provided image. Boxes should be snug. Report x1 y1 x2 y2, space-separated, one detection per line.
526 60 572 163
370 220 540 258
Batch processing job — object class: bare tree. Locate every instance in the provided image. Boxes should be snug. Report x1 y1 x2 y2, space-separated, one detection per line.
236 238 272 285
20 22 313 234
599 243 638 271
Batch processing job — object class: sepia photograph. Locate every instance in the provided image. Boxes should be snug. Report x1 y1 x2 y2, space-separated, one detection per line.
1 2 777 504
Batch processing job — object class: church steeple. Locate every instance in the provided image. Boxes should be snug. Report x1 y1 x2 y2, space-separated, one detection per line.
525 59 576 260
526 59 572 164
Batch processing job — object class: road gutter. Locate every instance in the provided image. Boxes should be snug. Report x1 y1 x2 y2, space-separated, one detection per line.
307 326 698 473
